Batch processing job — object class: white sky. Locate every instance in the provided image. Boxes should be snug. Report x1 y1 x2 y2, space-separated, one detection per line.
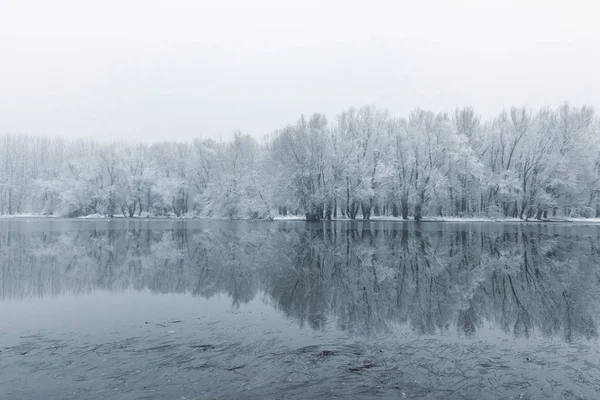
1 0 599 142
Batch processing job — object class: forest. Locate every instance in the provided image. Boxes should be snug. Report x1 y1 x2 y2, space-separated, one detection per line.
1 103 599 220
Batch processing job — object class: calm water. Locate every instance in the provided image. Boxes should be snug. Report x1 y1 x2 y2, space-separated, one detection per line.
1 219 600 399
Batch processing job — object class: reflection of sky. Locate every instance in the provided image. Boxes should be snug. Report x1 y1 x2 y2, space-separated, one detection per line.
0 290 317 347
7 288 596 356
1 290 232 334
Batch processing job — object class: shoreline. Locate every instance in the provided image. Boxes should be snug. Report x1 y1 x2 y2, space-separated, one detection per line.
1 214 600 224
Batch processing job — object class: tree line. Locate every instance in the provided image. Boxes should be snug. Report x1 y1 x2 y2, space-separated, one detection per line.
1 103 599 220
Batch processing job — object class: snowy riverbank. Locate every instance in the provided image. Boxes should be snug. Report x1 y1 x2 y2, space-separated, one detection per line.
1 213 600 224
273 215 600 224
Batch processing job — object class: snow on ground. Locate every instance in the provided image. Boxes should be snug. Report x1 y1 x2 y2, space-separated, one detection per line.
421 216 523 222
274 214 600 224
562 217 600 223
273 215 306 220
0 213 58 219
1 212 599 224
357 216 524 222
78 213 110 219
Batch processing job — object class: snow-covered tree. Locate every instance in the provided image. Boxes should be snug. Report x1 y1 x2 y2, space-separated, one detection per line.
1 102 599 220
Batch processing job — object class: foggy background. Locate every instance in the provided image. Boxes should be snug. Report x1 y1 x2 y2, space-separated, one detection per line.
1 0 599 142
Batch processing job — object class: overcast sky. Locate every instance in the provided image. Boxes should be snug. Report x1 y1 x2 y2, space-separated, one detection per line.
1 0 599 142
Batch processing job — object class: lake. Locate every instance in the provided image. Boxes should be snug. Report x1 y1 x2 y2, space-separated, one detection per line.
1 219 600 399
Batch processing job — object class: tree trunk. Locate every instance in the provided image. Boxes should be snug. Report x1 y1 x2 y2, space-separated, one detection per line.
401 197 409 220
325 202 332 220
349 202 359 219
373 204 380 216
414 189 426 221
361 202 371 220
414 203 422 221
129 202 136 217
305 212 321 221
535 209 543 220
346 177 351 218
333 198 337 218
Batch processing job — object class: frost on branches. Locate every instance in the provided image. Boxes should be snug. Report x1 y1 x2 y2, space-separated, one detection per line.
0 103 599 220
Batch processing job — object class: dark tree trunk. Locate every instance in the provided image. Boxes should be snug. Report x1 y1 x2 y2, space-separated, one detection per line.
346 177 351 218
414 204 422 221
306 202 324 221
333 198 337 218
535 209 543 220
361 202 371 220
130 202 136 217
325 202 332 220
305 212 321 221
519 199 528 220
349 202 359 219
401 198 409 220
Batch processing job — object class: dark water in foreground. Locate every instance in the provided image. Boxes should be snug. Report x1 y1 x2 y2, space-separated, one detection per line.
1 220 600 399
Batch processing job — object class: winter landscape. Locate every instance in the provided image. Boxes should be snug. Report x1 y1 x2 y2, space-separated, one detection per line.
2 220 600 399
0 103 599 222
3 1 600 399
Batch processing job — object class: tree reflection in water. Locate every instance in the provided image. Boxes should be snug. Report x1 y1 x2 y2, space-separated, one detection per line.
1 222 599 343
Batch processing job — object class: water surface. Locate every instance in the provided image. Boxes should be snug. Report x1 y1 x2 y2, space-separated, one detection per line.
1 220 600 399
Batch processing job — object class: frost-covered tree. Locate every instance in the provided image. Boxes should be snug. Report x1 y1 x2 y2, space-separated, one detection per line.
151 142 192 217
1 102 599 220
335 106 388 219
269 114 332 220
